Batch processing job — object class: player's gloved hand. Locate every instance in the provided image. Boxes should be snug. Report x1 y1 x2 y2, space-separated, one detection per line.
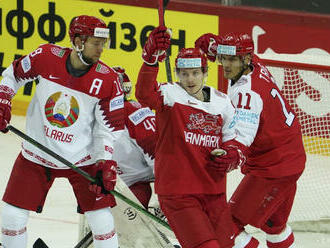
112 66 130 85
0 92 12 133
112 66 132 96
206 141 247 181
195 33 221 62
142 26 171 65
89 160 117 196
112 66 125 74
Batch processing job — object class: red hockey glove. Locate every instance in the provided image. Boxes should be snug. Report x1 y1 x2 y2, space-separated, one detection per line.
142 26 171 65
0 92 12 133
206 141 247 181
195 33 221 62
89 160 117 196
112 66 132 97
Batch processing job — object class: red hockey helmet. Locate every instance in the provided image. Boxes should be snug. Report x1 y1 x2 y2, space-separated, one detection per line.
175 48 208 71
69 15 109 43
217 32 254 56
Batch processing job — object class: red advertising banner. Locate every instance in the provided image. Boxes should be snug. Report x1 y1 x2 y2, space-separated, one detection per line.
217 7 330 55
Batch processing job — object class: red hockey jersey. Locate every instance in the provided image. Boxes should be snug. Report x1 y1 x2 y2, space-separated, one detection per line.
227 55 306 178
136 64 237 195
113 100 156 186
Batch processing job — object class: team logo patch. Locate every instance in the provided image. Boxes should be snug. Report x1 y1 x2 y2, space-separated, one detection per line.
96 63 110 74
51 47 65 58
187 113 222 134
44 92 79 128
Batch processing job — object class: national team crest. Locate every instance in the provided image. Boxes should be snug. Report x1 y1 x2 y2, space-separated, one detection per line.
187 113 222 134
45 92 79 128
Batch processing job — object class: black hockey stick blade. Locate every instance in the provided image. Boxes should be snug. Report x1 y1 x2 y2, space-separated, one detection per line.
74 231 93 248
33 238 49 248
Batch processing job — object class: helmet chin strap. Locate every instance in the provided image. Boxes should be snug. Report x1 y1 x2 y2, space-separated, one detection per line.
72 42 92 66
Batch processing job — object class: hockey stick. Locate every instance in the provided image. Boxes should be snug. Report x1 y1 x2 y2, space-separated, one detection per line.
76 177 175 248
74 231 92 248
6 125 170 231
158 0 172 83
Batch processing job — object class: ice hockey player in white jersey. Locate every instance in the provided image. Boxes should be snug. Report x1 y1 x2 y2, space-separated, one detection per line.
112 66 156 209
0 15 125 248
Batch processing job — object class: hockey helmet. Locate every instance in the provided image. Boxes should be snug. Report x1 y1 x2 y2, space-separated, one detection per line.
175 48 208 72
217 32 254 56
69 15 109 43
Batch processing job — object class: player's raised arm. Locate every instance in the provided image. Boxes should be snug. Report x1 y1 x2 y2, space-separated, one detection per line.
135 26 171 109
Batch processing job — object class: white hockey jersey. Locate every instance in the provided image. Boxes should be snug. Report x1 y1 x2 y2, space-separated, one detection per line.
0 44 125 169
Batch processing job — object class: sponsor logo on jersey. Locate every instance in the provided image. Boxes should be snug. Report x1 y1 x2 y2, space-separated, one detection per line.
44 92 79 128
21 55 31 73
110 95 124 111
128 107 154 125
187 113 222 134
229 109 258 128
51 47 65 58
184 131 220 148
96 63 110 74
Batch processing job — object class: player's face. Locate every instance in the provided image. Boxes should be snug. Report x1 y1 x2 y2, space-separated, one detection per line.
82 37 107 64
177 68 206 97
220 55 244 80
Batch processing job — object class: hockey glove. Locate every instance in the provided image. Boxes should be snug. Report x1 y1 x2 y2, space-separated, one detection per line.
206 140 247 181
89 160 117 196
0 92 12 133
195 33 222 62
112 66 132 95
142 26 171 65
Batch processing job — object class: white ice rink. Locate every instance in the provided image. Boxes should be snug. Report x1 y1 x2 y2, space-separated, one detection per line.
0 115 330 248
